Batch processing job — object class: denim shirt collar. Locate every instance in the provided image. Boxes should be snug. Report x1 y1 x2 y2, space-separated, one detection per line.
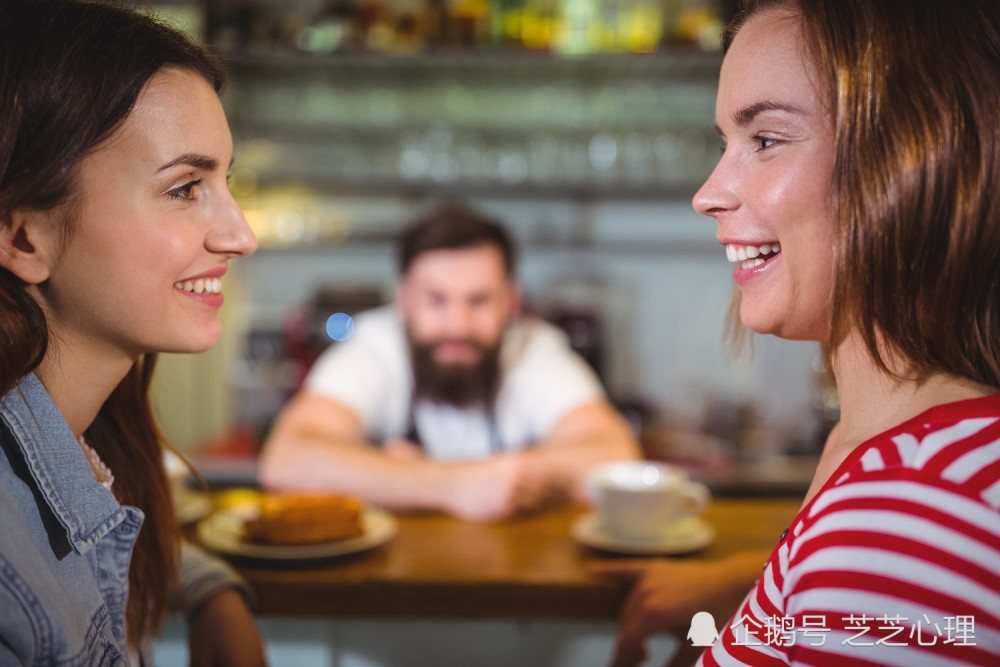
0 372 126 555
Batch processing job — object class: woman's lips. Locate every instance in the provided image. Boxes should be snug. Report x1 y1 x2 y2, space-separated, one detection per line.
725 242 781 266
725 242 782 285
173 277 224 307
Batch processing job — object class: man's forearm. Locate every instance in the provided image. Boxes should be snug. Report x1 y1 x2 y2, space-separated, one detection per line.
526 436 639 503
526 404 642 504
258 434 452 511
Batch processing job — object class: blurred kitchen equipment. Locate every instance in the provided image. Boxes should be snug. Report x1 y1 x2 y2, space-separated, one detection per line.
544 274 606 380
282 285 387 384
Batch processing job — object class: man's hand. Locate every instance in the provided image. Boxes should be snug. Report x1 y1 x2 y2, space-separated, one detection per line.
442 453 566 521
187 588 267 667
383 439 426 463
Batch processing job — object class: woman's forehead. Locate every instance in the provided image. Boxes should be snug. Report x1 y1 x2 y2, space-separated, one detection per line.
718 9 826 123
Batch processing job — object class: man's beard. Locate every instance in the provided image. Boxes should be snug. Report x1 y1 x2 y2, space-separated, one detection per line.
409 334 501 409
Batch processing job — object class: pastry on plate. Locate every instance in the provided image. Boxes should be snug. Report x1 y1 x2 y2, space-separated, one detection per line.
241 493 365 545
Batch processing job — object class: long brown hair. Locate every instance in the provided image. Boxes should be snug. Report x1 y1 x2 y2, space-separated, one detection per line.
726 0 1000 388
0 0 225 647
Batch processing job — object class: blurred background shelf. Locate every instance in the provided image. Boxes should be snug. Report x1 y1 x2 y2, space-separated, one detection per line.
222 48 722 200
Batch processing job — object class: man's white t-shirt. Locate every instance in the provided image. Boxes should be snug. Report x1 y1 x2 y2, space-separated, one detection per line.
304 305 606 460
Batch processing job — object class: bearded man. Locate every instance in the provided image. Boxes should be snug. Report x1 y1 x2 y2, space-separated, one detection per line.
259 204 639 521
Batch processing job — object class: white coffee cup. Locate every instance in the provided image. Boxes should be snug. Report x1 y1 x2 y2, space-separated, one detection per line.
587 461 710 542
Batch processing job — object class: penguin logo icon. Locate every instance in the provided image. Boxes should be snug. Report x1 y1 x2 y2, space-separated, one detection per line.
687 611 720 646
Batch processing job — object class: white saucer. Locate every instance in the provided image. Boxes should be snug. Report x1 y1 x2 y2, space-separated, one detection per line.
572 513 715 555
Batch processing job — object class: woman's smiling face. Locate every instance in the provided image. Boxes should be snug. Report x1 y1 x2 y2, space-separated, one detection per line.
33 67 257 362
693 8 836 342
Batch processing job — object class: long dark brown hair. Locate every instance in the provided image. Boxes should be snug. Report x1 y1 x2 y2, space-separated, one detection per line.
0 0 225 647
725 0 1000 388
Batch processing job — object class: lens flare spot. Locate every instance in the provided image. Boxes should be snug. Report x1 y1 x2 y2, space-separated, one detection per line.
325 313 355 342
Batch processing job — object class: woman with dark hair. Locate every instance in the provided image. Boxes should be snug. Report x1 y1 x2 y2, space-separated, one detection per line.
600 0 1000 665
0 1 263 663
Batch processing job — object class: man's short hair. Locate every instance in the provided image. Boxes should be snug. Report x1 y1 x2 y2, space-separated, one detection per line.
396 203 517 277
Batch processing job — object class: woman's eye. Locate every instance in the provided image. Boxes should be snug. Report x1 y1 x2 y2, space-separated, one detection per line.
168 178 203 200
751 134 778 151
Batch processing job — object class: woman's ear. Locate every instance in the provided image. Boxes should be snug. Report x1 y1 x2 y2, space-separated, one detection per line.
0 209 55 284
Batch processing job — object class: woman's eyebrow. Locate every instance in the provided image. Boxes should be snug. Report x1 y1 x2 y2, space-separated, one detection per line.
158 153 218 172
731 100 805 127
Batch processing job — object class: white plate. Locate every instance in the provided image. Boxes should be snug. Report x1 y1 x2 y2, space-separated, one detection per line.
572 513 715 555
197 506 398 560
174 491 213 525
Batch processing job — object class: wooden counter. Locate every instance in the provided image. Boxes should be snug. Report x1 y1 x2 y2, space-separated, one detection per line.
200 497 801 620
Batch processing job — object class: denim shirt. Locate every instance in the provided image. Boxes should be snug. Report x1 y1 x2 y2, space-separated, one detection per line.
0 373 143 665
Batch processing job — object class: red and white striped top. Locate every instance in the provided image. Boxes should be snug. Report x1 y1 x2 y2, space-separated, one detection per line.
699 395 1000 666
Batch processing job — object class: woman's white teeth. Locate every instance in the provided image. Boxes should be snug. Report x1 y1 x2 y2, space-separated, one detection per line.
725 242 781 268
174 277 222 294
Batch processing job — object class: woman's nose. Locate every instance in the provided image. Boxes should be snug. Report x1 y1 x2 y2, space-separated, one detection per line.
207 192 257 257
692 155 738 219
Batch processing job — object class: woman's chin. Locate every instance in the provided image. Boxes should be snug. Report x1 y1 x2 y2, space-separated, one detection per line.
161 329 223 355
739 308 780 338
740 305 828 342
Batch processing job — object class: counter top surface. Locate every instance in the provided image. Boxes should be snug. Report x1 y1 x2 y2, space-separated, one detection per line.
195 497 801 619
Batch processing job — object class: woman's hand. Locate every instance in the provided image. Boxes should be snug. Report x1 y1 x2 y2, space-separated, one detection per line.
592 550 769 667
187 588 268 667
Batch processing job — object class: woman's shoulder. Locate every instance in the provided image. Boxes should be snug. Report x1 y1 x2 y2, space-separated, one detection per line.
830 394 1000 508
798 394 1000 520
0 481 128 664
772 407 1000 664
777 395 1000 586
781 396 1000 593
